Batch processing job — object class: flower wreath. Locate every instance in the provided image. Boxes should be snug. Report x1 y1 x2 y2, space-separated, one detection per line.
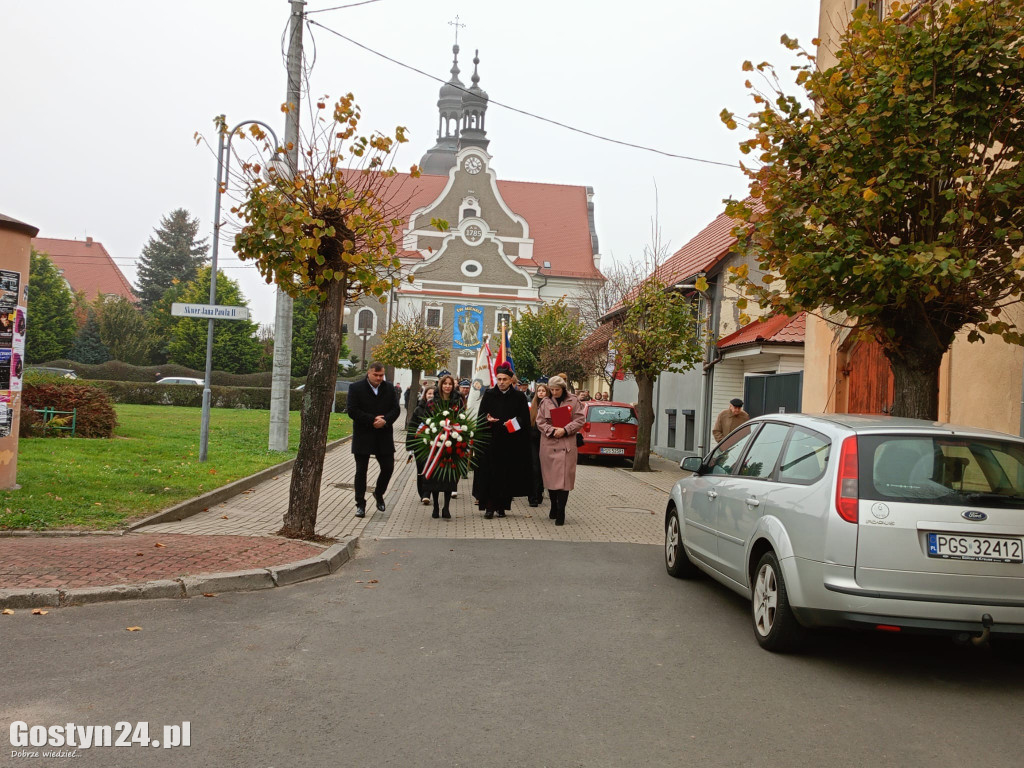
408 404 487 481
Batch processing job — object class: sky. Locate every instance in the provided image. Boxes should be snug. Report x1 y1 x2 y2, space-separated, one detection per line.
1 0 818 327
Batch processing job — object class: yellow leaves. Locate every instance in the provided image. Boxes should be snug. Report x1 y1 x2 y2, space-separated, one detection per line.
742 60 754 72
2 609 14 615
862 188 878 202
856 102 869 115
126 626 142 632
154 542 166 548
31 609 48 616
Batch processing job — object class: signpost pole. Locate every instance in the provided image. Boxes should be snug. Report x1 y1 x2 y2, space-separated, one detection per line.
199 130 228 463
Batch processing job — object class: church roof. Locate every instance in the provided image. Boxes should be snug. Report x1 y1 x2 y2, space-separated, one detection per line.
32 237 137 302
387 172 602 280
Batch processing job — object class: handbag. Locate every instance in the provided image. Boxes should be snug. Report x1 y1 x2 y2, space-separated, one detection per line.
576 431 584 447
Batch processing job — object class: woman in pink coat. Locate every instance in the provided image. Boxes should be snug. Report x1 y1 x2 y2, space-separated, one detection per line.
535 375 585 526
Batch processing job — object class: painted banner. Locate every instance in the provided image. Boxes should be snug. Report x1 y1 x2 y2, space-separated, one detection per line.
453 305 484 350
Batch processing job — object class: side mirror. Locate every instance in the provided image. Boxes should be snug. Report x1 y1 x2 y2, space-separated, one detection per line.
681 456 703 474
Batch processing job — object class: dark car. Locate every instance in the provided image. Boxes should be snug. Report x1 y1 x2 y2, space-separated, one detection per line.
577 401 638 460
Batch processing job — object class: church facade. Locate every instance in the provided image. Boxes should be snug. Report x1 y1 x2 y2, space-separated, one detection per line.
345 44 604 385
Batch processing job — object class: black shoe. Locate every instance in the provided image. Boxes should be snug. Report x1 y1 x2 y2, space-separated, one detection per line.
496 510 506 518
555 516 565 526
374 496 386 512
484 510 494 519
441 508 451 519
549 508 557 520
431 509 440 519
355 506 366 518
528 499 540 507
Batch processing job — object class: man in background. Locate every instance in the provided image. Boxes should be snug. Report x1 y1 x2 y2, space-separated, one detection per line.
712 398 750 444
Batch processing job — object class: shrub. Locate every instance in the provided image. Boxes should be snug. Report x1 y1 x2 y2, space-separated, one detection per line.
38 359 304 388
21 382 119 438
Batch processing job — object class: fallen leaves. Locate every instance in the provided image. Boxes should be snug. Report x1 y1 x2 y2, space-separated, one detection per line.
126 626 142 632
31 609 48 616
202 593 217 598
220 515 229 520
136 552 144 557
2 609 14 615
154 542 166 548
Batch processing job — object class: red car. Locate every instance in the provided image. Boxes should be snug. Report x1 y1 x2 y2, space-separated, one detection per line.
577 401 639 460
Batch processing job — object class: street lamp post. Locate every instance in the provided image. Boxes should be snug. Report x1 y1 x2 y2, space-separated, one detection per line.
200 120 281 462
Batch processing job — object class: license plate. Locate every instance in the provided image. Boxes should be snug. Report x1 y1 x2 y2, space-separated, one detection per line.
600 447 625 455
927 533 1023 563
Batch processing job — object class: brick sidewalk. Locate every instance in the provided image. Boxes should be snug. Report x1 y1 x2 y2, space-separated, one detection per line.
0 533 323 590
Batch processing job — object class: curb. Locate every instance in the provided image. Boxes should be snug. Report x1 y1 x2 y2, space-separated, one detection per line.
126 435 352 531
0 537 359 610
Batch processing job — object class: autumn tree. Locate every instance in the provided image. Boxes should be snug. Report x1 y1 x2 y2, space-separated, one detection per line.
231 94 422 539
610 273 705 472
135 208 209 310
25 250 76 364
509 299 590 384
372 314 450 425
722 0 1024 419
167 266 261 374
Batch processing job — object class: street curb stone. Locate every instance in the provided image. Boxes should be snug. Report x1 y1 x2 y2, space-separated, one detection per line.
0 537 361 610
0 588 61 609
126 435 352 531
182 569 276 597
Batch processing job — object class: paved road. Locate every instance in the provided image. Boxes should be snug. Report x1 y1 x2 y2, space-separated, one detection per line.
3 539 1020 768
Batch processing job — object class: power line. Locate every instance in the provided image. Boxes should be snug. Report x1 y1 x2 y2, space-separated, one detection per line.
305 18 739 169
306 0 384 14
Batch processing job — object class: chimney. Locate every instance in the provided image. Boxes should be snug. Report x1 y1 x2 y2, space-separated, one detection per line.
85 236 93 246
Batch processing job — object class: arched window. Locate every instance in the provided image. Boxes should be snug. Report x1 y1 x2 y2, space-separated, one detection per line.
356 308 376 336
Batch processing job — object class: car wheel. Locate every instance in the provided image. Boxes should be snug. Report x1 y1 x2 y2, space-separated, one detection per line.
751 551 806 653
665 505 700 578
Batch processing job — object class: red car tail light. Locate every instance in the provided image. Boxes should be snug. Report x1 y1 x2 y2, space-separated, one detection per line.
835 436 859 523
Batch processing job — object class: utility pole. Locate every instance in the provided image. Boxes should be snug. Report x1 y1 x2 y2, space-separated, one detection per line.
268 0 305 451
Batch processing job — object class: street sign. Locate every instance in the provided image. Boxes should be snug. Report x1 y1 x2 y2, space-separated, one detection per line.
171 303 249 321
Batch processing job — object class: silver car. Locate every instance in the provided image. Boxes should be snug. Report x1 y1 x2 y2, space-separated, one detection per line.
665 414 1024 652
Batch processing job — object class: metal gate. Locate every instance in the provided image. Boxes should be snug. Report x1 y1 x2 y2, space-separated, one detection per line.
743 372 803 418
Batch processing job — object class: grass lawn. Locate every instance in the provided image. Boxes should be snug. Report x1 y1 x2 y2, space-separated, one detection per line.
0 405 352 531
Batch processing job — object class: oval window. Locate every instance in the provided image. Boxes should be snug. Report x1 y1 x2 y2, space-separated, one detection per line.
461 260 483 277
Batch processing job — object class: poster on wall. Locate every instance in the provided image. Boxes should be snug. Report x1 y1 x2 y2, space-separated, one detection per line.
0 349 11 391
0 269 20 310
10 306 25 392
0 392 11 438
453 305 485 350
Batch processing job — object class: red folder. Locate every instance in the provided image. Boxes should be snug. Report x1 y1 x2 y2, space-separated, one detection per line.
549 405 572 429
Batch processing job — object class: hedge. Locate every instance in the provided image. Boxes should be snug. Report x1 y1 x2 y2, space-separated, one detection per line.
21 381 119 438
37 359 305 388
91 381 348 412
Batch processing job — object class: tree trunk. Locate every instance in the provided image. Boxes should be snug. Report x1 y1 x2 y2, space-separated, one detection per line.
632 373 656 472
883 315 953 421
887 349 943 421
279 283 344 539
404 369 422 427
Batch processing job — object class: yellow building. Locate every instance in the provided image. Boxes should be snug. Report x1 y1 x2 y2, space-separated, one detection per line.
805 0 1024 435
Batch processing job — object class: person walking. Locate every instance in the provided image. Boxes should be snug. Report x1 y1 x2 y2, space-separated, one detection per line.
346 362 400 518
472 363 531 518
712 398 750 444
423 374 465 518
407 384 436 506
536 375 585 526
527 380 550 508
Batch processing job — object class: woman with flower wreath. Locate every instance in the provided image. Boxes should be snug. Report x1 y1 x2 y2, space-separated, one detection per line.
419 374 465 518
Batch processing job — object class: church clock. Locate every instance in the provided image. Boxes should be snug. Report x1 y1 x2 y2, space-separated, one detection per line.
463 156 483 174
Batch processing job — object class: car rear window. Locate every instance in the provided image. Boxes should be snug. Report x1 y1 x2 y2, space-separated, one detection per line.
859 435 1024 507
586 406 637 425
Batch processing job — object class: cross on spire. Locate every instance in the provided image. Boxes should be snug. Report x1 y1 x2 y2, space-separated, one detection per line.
448 15 466 46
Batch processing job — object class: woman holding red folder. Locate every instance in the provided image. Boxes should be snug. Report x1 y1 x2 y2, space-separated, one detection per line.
535 375 585 526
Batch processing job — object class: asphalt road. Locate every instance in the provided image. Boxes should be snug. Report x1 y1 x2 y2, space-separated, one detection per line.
2 539 1022 768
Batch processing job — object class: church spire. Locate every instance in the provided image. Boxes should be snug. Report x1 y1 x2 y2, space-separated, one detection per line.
459 49 489 152
419 41 467 174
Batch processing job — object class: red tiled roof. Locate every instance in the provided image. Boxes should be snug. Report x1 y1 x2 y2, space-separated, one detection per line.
717 312 806 350
582 321 614 350
653 197 762 288
383 173 602 280
32 237 137 302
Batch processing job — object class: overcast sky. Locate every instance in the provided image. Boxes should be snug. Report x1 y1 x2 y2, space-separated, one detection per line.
2 0 817 327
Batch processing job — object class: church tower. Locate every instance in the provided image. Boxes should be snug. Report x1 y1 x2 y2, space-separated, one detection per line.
459 50 489 152
419 44 466 175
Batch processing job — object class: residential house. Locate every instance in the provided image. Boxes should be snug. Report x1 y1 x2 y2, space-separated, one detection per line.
31 236 137 304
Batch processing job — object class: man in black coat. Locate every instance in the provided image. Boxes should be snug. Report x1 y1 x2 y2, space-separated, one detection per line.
346 362 401 518
471 363 532 518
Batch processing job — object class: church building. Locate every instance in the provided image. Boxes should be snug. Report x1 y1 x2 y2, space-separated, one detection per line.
346 44 604 384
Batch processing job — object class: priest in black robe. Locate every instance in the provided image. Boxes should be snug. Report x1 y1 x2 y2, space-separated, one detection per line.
471 363 532 518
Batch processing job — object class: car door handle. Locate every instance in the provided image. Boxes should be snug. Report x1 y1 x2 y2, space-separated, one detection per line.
707 490 718 499
745 497 760 507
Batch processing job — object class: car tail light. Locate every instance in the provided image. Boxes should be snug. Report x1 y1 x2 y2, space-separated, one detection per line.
835 436 859 523
583 423 591 433
875 624 901 632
